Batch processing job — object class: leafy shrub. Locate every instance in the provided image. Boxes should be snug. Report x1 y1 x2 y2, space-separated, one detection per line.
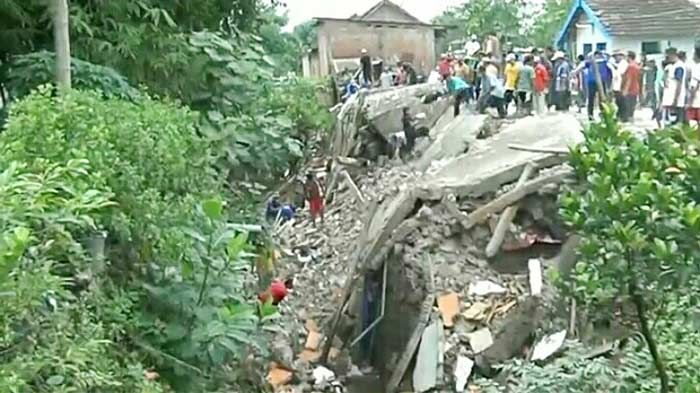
560 108 700 390
4 51 140 101
0 88 266 391
0 160 161 392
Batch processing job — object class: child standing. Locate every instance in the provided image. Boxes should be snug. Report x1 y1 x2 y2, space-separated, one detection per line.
305 172 325 226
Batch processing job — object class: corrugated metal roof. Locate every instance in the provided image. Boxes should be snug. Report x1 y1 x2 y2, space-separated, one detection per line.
587 0 700 36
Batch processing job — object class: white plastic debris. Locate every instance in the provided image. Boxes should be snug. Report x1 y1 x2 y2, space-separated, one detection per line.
313 366 336 386
531 330 567 361
454 356 475 392
468 280 507 296
528 259 543 296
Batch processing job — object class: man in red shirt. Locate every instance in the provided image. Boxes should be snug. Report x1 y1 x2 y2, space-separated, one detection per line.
438 54 452 80
534 57 550 115
622 51 641 123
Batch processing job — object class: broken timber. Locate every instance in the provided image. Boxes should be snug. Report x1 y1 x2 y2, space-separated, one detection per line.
342 170 365 203
485 163 536 258
459 168 573 231
508 144 570 155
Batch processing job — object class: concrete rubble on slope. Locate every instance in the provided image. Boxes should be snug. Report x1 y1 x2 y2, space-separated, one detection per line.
267 83 587 393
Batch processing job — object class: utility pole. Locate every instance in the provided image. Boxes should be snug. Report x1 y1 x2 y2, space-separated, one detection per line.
52 0 71 91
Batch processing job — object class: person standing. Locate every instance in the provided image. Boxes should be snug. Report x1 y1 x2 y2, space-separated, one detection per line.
573 54 588 113
394 62 406 86
552 51 571 111
662 47 687 125
304 172 325 226
380 68 393 88
610 50 629 120
686 48 700 128
622 51 641 122
439 54 452 80
360 49 372 86
534 57 550 115
504 54 520 110
403 63 418 85
446 74 470 117
643 59 658 109
465 34 481 57
516 55 535 116
455 58 474 102
584 51 613 120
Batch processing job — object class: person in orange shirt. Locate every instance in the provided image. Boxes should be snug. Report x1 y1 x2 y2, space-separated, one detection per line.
534 57 550 115
622 51 642 123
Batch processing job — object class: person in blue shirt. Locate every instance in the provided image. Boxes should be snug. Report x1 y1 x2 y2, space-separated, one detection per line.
341 79 359 102
584 51 613 120
445 74 471 116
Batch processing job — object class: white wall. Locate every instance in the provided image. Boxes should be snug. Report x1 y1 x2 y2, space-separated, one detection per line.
613 36 697 60
573 14 611 57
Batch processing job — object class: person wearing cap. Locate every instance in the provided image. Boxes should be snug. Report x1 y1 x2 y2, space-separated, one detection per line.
552 51 571 111
465 34 481 57
662 47 687 125
360 48 372 86
504 54 519 111
609 49 629 120
455 58 474 101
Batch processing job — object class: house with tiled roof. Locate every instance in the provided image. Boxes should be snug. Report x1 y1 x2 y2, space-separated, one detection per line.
301 0 446 78
556 0 700 58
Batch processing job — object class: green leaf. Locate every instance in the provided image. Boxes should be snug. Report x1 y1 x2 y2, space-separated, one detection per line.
46 375 65 386
202 198 223 220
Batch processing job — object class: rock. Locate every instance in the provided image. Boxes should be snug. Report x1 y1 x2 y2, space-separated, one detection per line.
305 331 323 351
468 281 507 296
531 330 567 361
467 328 494 354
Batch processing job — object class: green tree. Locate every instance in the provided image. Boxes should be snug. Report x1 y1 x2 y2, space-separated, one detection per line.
433 0 527 49
560 109 700 392
529 0 574 48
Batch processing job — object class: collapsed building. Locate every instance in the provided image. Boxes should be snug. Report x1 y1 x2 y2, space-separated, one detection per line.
269 83 592 393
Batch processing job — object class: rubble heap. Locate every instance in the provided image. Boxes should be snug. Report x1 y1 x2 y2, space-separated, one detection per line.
267 83 586 393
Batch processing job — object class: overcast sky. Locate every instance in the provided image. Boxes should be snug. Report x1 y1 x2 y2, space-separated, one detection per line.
281 0 465 29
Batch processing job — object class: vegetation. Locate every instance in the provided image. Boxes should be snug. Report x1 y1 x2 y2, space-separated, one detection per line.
433 0 574 49
561 108 700 392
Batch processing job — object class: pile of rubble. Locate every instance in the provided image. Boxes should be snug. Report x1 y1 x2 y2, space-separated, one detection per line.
265 83 587 393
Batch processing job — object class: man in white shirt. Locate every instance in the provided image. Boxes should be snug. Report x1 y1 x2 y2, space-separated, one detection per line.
465 34 481 57
610 50 629 120
686 48 700 127
662 47 687 125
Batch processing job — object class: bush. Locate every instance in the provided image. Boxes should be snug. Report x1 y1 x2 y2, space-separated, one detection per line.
0 88 266 391
4 51 140 101
0 160 162 392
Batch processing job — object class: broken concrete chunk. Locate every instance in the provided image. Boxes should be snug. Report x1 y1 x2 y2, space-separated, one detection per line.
437 292 460 328
305 319 319 333
531 330 567 361
528 259 543 296
454 356 475 392
298 349 322 364
412 320 440 393
305 331 323 351
462 302 490 321
468 281 507 296
467 328 494 354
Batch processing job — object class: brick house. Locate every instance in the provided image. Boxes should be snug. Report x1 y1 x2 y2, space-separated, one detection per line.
301 0 445 78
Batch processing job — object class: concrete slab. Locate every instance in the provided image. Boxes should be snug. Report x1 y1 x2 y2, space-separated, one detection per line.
417 113 583 200
414 114 487 172
412 320 439 392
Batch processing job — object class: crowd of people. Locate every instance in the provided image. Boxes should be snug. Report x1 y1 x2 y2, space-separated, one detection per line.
434 44 700 128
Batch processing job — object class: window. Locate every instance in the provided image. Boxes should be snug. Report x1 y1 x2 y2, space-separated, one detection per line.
596 42 607 51
583 43 593 55
641 41 661 55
